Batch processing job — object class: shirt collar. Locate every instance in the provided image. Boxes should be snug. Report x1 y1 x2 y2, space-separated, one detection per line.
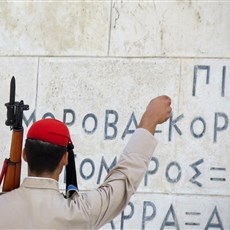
21 177 59 191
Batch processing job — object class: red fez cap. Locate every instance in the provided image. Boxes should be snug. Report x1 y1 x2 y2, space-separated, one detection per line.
27 118 71 147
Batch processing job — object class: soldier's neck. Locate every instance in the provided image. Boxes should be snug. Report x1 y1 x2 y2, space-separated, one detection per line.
28 170 59 181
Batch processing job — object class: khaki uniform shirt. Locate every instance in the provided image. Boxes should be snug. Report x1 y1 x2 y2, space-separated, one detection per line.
0 128 157 229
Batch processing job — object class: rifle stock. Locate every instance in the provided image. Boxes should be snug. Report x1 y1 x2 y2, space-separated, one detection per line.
3 129 23 192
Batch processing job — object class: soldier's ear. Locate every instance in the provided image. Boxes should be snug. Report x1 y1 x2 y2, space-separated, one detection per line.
61 152 68 166
22 149 28 162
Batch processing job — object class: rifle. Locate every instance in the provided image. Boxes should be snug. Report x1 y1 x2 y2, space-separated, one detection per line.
0 77 29 192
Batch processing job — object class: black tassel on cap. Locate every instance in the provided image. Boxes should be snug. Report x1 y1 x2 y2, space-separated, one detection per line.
65 142 78 197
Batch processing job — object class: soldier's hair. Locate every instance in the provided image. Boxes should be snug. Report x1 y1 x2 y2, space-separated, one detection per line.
25 139 67 174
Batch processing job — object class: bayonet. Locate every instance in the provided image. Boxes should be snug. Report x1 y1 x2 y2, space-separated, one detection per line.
9 76 15 104
5 76 16 127
5 76 29 129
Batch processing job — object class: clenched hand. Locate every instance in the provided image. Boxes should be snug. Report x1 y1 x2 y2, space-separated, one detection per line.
139 96 172 134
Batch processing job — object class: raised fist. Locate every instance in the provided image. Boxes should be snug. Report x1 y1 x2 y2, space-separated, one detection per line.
138 95 172 133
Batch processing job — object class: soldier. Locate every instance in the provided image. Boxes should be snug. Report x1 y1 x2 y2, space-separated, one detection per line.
0 95 171 229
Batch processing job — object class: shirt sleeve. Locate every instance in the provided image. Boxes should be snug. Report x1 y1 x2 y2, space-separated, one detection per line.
75 128 157 229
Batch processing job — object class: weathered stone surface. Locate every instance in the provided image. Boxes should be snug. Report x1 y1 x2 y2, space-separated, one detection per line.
176 59 230 195
36 57 180 190
110 1 230 57
102 193 230 229
141 59 230 196
0 2 110 56
1 57 228 197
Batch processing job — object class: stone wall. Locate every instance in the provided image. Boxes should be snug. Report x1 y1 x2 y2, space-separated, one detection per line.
0 1 229 229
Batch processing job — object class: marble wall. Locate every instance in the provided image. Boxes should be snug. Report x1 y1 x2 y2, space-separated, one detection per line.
0 1 229 229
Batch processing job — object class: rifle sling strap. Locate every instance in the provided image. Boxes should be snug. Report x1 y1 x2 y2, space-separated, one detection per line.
0 159 8 186
5 158 21 165
0 158 21 186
